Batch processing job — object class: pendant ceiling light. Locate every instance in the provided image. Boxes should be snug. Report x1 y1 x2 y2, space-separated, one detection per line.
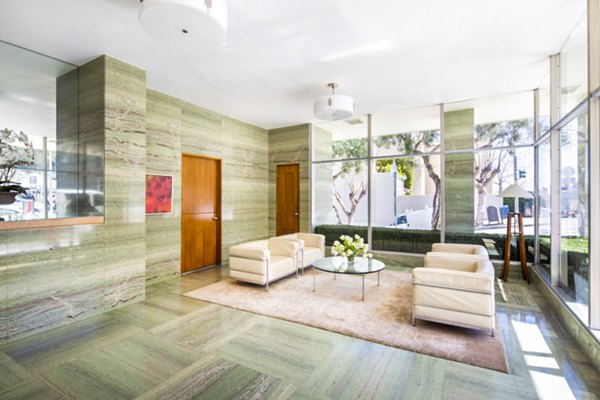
313 83 354 121
139 0 227 49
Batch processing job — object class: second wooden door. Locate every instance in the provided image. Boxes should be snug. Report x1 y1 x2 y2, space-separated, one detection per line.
181 155 221 273
276 164 300 236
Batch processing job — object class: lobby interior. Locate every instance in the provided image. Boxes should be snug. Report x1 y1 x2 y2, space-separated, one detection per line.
1 0 600 399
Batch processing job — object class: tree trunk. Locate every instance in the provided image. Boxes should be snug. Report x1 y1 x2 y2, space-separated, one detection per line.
475 186 487 227
422 154 441 230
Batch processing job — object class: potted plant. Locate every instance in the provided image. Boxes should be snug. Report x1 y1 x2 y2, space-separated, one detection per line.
0 128 35 205
331 234 372 262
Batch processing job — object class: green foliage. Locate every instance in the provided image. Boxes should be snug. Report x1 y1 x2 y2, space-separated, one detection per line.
315 224 548 262
374 158 415 192
561 237 589 253
373 130 439 154
474 119 532 147
331 138 367 175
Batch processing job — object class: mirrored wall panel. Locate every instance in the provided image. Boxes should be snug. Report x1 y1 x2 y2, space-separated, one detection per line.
0 41 104 222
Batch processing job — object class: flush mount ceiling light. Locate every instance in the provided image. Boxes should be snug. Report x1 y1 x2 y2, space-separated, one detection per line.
139 0 227 49
313 83 354 121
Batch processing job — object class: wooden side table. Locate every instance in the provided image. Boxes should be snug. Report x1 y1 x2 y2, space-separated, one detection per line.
502 212 529 283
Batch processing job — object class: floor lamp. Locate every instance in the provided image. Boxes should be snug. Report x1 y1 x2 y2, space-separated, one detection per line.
499 184 533 283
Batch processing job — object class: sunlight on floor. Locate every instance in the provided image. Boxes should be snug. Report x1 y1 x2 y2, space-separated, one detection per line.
512 319 576 400
523 355 559 369
529 371 576 400
512 320 551 354
497 279 509 302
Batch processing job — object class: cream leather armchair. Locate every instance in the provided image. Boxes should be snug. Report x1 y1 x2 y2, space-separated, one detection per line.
229 238 300 290
274 233 326 273
412 256 496 336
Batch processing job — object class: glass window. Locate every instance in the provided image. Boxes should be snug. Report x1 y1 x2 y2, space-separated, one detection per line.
445 147 534 260
371 106 440 156
474 92 535 148
536 139 552 273
560 12 588 117
313 117 368 162
313 160 368 227
444 92 534 151
371 155 441 253
369 106 441 253
559 112 589 323
474 147 534 228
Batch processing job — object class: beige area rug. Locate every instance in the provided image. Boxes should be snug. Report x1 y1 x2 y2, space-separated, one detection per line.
183 270 509 372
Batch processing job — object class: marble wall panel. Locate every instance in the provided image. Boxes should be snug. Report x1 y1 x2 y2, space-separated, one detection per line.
179 106 269 264
0 230 9 342
221 117 269 250
145 90 182 284
102 56 146 308
267 124 310 236
444 109 475 233
1 224 106 342
444 109 475 151
180 104 223 157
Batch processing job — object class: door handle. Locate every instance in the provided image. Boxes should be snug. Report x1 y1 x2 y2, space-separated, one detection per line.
294 212 299 216
212 216 219 221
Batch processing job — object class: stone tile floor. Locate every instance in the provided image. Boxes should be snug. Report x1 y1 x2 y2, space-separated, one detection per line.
0 264 599 399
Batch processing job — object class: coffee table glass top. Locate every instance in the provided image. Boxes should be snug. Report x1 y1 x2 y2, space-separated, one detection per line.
314 256 385 275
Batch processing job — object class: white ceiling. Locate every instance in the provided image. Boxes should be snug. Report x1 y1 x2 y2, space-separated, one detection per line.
0 0 587 130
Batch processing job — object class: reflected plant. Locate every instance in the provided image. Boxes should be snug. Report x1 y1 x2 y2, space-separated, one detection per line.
0 128 35 193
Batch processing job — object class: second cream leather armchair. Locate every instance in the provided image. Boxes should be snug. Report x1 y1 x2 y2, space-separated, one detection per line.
412 255 496 336
274 232 325 273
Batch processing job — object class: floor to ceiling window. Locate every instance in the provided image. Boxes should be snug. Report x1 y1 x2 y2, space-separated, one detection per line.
312 4 598 332
370 106 441 253
443 92 535 261
559 111 590 322
312 117 369 238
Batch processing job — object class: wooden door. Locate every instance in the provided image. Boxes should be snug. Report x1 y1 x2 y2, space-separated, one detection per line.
181 155 221 273
276 164 300 236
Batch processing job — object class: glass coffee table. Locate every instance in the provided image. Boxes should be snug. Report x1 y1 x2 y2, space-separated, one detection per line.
313 256 385 301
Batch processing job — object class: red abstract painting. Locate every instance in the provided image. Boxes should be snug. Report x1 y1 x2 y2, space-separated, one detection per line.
146 175 173 214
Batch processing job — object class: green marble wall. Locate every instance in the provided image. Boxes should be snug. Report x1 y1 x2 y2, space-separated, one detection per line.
145 90 182 284
0 56 147 344
268 124 310 236
145 100 269 281
444 109 475 233
221 116 269 258
179 105 269 261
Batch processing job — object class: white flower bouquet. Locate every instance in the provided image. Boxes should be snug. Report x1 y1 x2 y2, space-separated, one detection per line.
331 234 372 262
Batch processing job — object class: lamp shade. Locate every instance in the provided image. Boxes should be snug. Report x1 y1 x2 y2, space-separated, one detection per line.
313 94 354 121
139 0 227 49
499 184 533 199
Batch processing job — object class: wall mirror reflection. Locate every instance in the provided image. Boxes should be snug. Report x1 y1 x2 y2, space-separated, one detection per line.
0 41 104 222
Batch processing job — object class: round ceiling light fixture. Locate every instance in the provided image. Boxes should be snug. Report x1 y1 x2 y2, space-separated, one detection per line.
139 0 227 49
313 83 354 121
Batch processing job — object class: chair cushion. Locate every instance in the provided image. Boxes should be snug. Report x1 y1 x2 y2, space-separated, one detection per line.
431 243 488 258
412 267 494 292
302 247 322 267
229 240 269 260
